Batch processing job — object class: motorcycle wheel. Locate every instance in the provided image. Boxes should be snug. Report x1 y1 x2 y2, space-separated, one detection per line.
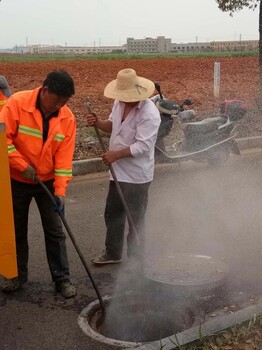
207 146 230 167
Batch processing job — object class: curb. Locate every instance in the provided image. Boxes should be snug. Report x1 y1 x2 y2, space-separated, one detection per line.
72 136 262 176
72 158 107 176
235 136 262 150
134 297 262 350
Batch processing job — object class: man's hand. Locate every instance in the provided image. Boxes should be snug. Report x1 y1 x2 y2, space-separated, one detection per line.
102 148 132 165
102 151 119 165
86 113 98 127
86 114 112 133
54 196 65 215
21 165 36 181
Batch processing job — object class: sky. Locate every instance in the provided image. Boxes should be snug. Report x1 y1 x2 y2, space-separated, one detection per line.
0 0 259 49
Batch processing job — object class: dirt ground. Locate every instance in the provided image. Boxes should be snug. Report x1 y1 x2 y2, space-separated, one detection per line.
1 57 261 160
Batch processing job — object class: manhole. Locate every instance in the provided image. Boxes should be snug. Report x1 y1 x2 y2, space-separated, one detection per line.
78 292 196 347
142 254 229 295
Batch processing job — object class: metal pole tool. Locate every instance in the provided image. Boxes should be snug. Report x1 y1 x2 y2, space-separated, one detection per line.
34 176 105 314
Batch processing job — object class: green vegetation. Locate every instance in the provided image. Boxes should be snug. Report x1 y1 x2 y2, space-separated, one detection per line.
163 314 262 349
0 50 258 63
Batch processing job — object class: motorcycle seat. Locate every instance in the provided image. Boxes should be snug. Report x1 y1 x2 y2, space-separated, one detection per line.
184 116 227 133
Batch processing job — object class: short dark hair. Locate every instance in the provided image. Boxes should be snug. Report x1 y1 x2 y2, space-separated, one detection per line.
43 70 75 98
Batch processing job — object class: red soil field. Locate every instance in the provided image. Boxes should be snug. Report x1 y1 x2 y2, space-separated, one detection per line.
1 57 261 159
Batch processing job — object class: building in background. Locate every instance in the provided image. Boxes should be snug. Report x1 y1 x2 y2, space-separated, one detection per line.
27 44 126 54
0 36 258 54
126 36 172 53
171 41 212 53
210 40 258 52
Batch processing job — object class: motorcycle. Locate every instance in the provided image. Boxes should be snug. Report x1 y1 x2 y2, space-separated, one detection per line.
152 83 247 166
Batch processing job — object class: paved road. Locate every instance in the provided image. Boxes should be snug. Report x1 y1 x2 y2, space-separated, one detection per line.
1 151 262 350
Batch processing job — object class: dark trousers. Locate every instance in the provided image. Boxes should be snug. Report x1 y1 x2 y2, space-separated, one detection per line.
11 179 70 282
104 180 150 260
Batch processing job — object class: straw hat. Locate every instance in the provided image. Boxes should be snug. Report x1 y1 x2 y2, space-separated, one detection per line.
104 68 155 102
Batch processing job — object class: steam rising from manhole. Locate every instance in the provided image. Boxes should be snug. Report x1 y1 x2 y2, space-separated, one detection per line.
78 292 195 347
78 255 229 347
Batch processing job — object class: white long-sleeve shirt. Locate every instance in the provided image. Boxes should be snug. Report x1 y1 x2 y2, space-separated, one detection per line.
108 99 161 183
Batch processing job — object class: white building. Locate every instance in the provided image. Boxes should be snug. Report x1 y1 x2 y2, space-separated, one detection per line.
171 42 212 52
127 36 172 53
27 44 126 54
210 40 258 52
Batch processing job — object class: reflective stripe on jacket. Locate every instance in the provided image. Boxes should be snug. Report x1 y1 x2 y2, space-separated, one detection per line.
0 87 76 196
0 90 8 112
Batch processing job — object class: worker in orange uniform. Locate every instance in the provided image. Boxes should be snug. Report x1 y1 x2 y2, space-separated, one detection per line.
0 70 77 298
0 76 11 111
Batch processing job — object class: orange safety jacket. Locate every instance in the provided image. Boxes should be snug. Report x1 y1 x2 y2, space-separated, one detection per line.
0 87 76 196
0 90 8 112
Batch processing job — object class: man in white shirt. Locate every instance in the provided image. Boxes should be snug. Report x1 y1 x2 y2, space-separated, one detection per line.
86 68 160 264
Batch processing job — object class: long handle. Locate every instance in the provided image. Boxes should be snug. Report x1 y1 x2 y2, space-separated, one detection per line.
85 101 140 247
34 176 105 315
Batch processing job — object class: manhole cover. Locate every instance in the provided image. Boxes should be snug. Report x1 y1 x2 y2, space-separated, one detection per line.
142 253 229 293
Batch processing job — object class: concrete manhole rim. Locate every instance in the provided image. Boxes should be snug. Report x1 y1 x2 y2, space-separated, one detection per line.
78 291 199 348
78 294 143 348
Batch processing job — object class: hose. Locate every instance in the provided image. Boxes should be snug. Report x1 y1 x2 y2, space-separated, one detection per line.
34 176 105 315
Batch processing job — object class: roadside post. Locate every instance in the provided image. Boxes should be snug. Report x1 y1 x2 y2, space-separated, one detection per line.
0 122 17 280
214 61 221 111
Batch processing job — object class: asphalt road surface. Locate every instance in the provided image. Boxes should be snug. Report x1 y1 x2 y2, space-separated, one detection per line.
1 151 262 350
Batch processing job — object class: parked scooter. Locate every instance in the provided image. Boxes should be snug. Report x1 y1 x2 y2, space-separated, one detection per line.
152 83 247 166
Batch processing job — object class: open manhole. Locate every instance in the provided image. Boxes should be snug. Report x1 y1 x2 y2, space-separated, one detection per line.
78 291 196 347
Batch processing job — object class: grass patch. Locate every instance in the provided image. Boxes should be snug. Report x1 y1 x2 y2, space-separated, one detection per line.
0 51 258 63
166 314 262 349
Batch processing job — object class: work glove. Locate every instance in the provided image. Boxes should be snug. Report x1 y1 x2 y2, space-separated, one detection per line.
53 196 65 215
21 165 36 181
